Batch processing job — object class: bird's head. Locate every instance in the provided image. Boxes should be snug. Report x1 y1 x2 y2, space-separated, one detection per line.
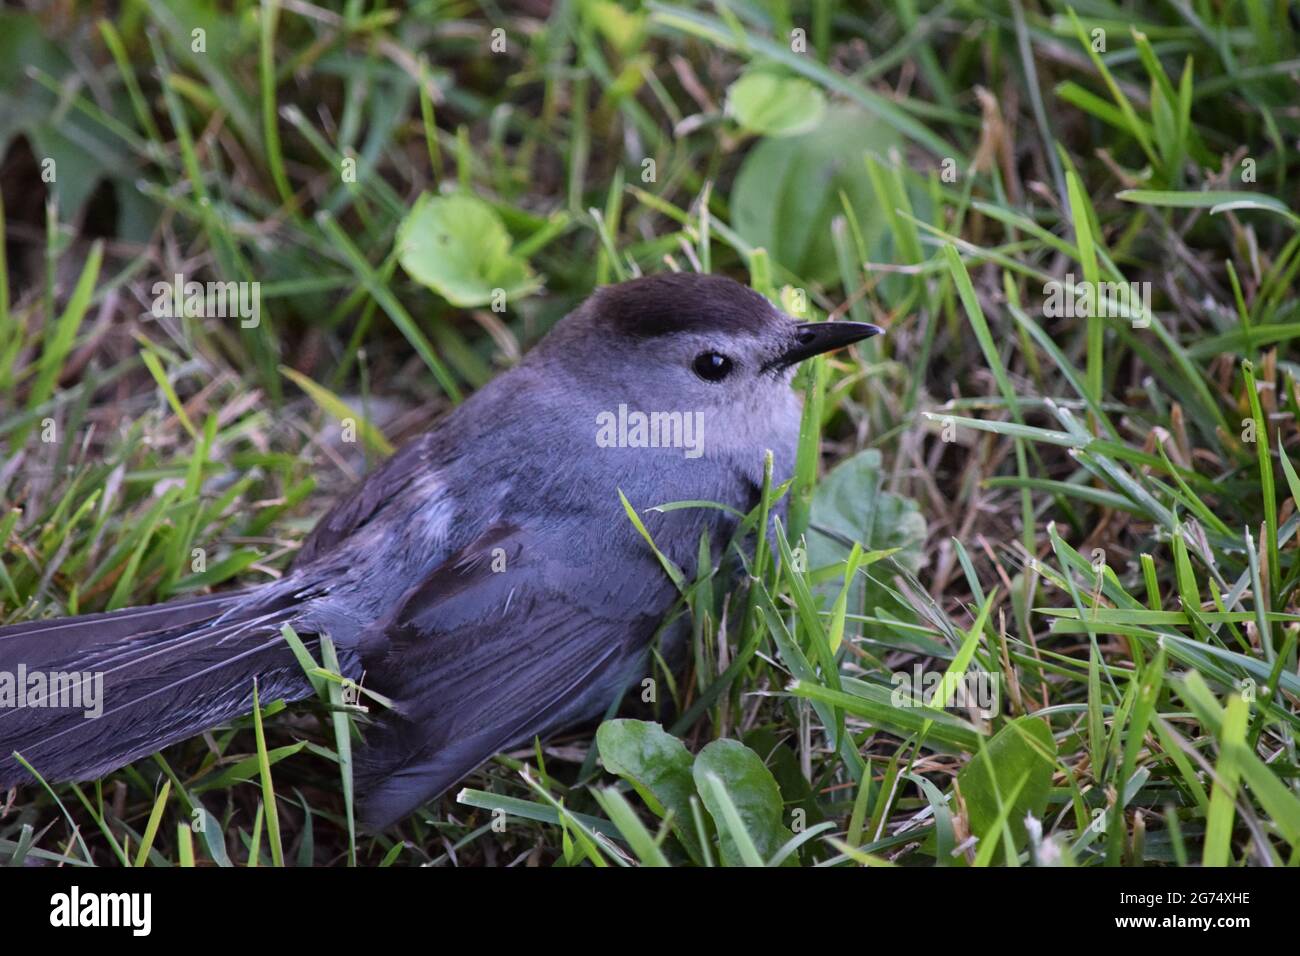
535 272 882 414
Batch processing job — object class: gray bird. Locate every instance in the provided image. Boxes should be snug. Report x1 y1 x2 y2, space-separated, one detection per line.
0 272 881 829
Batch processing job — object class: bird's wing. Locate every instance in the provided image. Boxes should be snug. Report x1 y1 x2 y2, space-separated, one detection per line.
295 435 434 566
353 522 670 829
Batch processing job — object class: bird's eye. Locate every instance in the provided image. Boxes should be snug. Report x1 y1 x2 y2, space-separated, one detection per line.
693 351 734 382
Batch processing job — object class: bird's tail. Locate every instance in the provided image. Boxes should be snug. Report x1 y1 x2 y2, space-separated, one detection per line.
0 587 317 789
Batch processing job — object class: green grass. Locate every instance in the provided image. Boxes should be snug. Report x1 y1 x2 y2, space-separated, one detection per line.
0 0 1298 866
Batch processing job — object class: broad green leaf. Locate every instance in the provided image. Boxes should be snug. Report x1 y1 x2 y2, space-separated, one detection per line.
956 717 1057 863
0 13 138 223
596 719 700 858
806 447 926 617
725 66 826 137
693 739 794 866
808 449 926 571
732 106 902 284
397 192 540 308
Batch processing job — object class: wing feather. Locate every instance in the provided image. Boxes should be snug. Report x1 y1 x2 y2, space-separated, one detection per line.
355 523 669 828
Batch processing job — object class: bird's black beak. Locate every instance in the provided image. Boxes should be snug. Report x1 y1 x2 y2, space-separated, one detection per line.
768 320 884 371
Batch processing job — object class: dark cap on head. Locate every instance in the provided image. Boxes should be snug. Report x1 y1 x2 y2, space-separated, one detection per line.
586 273 782 339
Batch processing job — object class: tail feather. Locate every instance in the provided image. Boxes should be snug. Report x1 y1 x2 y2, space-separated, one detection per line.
0 589 318 788
0 591 249 656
